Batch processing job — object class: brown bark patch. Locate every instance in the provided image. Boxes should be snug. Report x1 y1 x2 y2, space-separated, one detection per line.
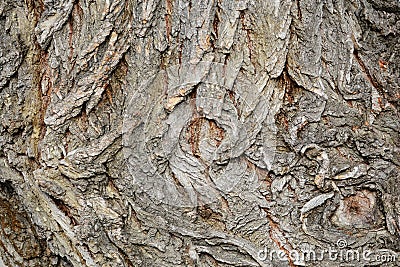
332 190 383 230
187 118 225 158
0 182 43 259
208 120 225 147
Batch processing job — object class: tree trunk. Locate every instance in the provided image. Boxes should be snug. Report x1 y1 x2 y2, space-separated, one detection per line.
1 0 399 266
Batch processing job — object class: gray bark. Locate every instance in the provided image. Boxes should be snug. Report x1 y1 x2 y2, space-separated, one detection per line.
0 0 400 266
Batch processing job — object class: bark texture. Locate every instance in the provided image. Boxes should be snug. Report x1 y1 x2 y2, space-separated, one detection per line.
0 0 400 266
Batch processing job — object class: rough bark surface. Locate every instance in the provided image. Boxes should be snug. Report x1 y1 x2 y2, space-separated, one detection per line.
0 0 400 266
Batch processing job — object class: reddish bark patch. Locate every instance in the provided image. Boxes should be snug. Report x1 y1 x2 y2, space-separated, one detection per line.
25 0 44 22
240 10 255 66
264 209 296 267
280 70 301 105
212 6 221 38
208 120 224 147
227 90 241 116
378 59 388 71
332 190 382 230
0 182 43 259
165 0 173 42
68 14 74 63
197 204 226 230
187 117 205 158
50 196 78 226
187 118 225 158
352 42 385 99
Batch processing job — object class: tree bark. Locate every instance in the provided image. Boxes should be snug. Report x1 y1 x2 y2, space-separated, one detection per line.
0 0 399 266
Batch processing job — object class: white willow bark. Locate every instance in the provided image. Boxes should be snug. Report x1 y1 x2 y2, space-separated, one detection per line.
0 0 399 266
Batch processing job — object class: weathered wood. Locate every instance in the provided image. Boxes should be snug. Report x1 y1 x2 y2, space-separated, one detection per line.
0 0 399 266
